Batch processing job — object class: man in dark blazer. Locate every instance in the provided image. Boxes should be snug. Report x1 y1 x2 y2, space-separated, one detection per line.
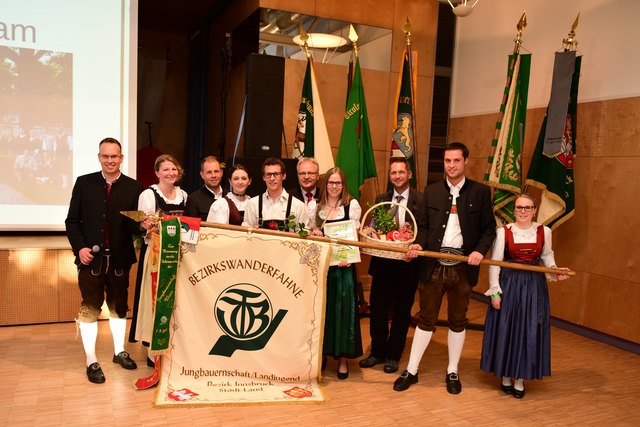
359 158 422 374
287 157 320 204
184 155 224 220
393 142 496 395
65 137 143 384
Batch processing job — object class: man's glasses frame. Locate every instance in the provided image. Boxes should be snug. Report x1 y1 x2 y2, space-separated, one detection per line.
99 154 122 160
263 172 282 178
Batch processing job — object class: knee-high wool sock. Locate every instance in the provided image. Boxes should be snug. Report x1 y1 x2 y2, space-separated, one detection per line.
79 321 98 366
447 329 466 374
109 317 126 355
406 327 433 375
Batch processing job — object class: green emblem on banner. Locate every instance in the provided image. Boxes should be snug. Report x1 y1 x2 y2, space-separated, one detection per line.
210 283 287 357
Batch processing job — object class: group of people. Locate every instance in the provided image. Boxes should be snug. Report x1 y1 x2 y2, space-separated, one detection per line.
65 137 568 400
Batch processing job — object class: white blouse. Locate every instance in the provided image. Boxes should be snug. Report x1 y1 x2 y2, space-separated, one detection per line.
486 222 558 296
207 193 251 224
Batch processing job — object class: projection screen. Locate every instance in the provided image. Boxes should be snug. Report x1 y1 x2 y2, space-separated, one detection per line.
0 0 137 231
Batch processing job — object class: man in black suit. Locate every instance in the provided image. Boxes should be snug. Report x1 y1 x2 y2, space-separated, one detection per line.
288 157 320 204
359 158 422 374
393 142 496 395
65 137 143 383
184 155 224 220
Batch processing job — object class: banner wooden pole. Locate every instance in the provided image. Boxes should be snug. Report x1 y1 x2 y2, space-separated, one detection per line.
200 222 575 277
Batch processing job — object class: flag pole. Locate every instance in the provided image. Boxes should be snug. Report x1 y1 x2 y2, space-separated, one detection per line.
403 18 419 187
484 12 527 187
515 11 527 191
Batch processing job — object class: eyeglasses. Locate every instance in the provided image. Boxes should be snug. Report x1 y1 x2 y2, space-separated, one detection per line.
327 181 343 187
263 172 282 178
99 154 122 160
514 205 535 212
298 172 318 177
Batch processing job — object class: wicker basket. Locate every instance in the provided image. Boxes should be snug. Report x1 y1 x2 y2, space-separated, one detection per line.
359 201 417 260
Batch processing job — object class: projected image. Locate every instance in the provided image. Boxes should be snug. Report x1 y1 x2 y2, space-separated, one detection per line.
0 46 72 205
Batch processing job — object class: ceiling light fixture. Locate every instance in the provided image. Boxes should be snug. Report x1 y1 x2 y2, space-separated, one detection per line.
448 0 479 17
292 33 347 49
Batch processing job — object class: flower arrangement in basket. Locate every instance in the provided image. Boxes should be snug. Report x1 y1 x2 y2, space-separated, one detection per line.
359 201 416 259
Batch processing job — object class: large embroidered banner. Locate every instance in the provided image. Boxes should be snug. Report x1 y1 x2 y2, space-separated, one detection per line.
154 226 331 406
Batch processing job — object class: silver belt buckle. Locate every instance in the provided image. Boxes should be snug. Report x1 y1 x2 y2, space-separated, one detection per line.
438 247 463 266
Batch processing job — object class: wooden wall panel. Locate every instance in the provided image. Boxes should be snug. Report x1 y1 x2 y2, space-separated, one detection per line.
0 250 59 325
315 0 395 30
1 248 140 326
57 250 81 322
450 96 640 343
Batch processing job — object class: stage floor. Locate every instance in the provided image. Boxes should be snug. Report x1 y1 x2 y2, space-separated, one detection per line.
1 298 638 426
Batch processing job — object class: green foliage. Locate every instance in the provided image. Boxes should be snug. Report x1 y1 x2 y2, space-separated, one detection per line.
277 215 309 238
371 205 398 234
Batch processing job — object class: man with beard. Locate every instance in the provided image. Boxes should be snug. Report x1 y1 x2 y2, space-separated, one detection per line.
184 156 224 220
393 142 496 395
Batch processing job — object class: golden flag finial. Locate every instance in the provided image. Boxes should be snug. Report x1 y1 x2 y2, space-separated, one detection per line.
298 23 310 58
403 17 412 46
562 13 580 51
513 11 527 52
349 24 359 58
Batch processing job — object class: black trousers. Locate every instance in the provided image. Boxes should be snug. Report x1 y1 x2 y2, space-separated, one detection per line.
368 258 419 361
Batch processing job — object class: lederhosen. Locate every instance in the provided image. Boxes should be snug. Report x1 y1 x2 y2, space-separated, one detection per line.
224 194 244 226
258 193 292 230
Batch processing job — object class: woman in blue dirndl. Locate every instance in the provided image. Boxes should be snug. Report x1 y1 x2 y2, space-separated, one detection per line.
481 194 569 398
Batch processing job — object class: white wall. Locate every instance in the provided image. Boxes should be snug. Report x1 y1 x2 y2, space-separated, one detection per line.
450 0 640 117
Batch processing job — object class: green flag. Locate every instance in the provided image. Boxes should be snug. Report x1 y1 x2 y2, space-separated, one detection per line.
526 53 581 229
388 47 418 191
293 58 334 173
336 58 376 199
484 52 531 225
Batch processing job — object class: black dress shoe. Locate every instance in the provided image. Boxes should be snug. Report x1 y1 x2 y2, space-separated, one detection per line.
383 359 399 373
358 355 384 368
86 362 106 384
445 372 462 394
393 370 418 391
500 384 514 395
337 370 349 380
512 387 525 399
113 351 137 370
